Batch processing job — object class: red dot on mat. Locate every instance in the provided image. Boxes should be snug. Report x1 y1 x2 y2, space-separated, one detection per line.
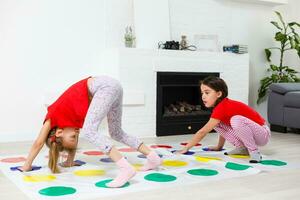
0 157 26 163
180 142 201 146
83 151 104 156
150 145 173 149
118 147 136 152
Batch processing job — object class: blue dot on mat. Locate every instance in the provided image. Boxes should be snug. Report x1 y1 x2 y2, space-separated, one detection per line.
137 154 146 159
137 154 163 159
100 157 113 163
10 165 42 172
171 150 195 155
202 147 225 151
74 160 86 165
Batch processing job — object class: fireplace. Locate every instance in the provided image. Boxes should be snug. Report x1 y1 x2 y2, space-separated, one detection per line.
156 72 220 136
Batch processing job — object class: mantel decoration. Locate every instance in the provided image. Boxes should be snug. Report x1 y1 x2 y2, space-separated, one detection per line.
124 26 135 48
257 11 300 104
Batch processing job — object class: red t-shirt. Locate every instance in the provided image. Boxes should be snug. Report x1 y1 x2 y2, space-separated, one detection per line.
45 77 90 129
211 98 265 126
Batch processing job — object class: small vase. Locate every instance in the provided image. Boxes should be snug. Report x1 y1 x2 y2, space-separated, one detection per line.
125 40 134 48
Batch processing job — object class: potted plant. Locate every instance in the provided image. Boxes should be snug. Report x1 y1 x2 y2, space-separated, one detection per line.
124 26 135 48
257 11 300 104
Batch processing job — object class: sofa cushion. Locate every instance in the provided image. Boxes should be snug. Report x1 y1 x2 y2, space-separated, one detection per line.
269 83 300 94
284 92 300 108
284 107 300 128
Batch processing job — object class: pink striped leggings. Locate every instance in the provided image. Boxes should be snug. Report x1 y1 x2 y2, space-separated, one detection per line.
214 115 271 152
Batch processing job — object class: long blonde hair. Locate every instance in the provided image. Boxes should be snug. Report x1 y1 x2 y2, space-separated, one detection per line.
46 128 74 173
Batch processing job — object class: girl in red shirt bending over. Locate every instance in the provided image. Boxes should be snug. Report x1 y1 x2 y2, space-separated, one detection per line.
178 76 271 163
20 76 162 188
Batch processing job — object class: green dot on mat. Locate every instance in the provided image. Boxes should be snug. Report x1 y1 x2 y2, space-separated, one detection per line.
260 160 287 166
144 173 177 182
225 162 251 170
39 186 76 196
187 168 219 176
95 179 130 188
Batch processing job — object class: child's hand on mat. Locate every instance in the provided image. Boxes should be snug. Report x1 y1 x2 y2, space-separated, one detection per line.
175 147 189 154
60 160 85 167
18 165 32 172
60 161 79 167
203 146 223 151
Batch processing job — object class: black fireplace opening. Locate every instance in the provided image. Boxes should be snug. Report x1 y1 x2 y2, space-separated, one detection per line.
156 72 220 136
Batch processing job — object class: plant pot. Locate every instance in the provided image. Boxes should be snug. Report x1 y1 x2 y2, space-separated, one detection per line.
125 40 134 48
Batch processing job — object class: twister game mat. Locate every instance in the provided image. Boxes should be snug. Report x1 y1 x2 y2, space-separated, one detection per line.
0 142 298 200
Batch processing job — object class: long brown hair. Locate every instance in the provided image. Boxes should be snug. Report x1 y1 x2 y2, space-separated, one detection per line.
201 76 228 107
46 127 74 173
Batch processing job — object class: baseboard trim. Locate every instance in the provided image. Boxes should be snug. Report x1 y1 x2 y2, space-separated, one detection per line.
270 124 287 133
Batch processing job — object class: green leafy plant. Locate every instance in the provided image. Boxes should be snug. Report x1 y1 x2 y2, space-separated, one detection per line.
257 11 300 104
124 26 135 47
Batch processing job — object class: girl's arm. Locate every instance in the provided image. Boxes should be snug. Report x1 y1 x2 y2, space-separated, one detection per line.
61 150 78 167
179 118 220 153
20 119 51 171
216 135 225 149
207 135 225 151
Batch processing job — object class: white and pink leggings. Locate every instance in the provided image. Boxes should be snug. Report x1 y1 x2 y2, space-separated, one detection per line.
81 76 142 153
214 115 271 152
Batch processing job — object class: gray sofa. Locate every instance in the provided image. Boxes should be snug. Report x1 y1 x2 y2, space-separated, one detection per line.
268 83 300 132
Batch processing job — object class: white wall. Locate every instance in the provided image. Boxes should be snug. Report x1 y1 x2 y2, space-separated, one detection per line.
133 0 170 48
0 0 131 142
104 0 134 48
277 0 300 71
0 0 299 142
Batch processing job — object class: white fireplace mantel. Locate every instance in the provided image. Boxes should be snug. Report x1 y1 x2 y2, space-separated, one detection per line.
230 0 288 6
98 48 249 138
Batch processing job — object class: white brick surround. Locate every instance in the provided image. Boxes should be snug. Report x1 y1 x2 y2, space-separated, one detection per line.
99 48 249 138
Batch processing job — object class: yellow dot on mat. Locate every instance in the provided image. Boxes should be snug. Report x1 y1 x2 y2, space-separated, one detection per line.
73 169 105 176
23 175 56 182
132 163 143 170
195 156 222 162
229 155 250 159
163 160 188 167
